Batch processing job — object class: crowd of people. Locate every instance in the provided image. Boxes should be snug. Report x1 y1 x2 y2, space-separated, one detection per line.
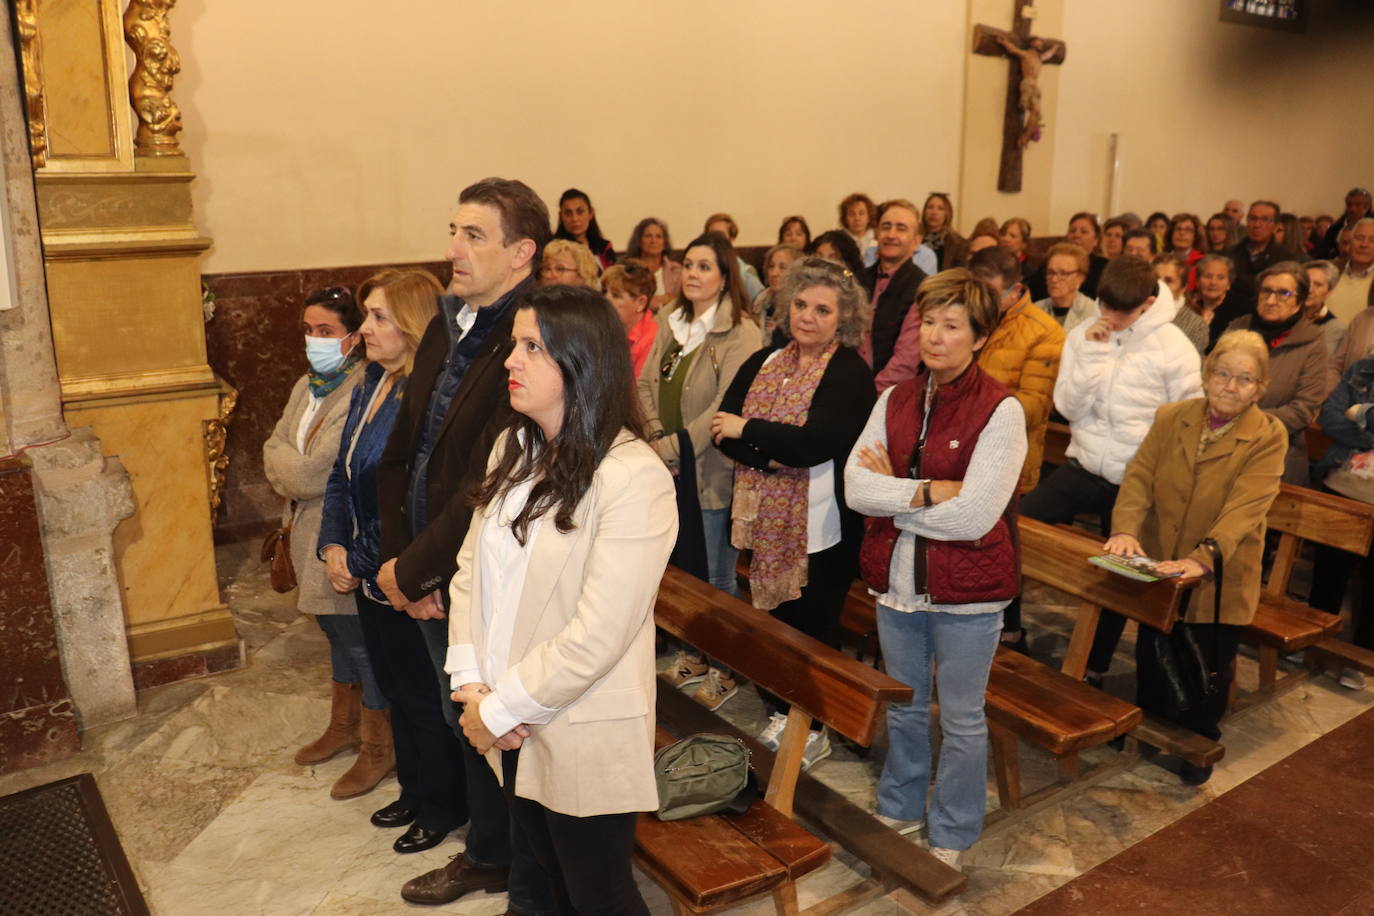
263 177 1374 910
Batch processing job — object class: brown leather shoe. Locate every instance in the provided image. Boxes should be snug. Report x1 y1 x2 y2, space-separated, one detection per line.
330 706 395 799
295 681 361 765
400 854 509 905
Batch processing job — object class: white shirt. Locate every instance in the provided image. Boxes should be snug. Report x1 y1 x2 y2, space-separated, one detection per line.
295 395 323 452
454 303 477 339
444 472 557 739
667 302 718 356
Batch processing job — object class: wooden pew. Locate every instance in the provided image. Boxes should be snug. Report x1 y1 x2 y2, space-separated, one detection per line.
646 566 960 913
1044 420 1332 470
1233 484 1374 709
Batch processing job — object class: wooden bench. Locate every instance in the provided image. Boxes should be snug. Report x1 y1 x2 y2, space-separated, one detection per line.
1044 420 1332 470
646 566 959 913
1233 484 1374 709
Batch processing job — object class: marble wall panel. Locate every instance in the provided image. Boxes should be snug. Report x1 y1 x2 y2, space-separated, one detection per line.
0 459 80 773
202 261 448 541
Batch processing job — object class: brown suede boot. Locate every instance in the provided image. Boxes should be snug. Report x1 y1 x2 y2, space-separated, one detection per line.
330 706 395 799
294 681 361 766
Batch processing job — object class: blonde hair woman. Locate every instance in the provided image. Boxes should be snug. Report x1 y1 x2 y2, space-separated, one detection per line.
317 268 467 850
537 239 600 288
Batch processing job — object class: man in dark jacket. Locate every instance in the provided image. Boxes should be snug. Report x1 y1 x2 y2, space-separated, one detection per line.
858 198 927 374
1313 187 1372 260
1225 199 1288 297
376 177 555 912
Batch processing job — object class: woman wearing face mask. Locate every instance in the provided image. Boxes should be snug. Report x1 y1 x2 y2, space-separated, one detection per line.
1223 262 1335 485
263 286 375 794
639 231 761 711
317 270 464 849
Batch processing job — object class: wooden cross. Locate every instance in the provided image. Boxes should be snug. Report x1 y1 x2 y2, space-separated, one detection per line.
972 0 1067 193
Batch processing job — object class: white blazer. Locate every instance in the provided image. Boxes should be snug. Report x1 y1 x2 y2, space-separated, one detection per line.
447 430 678 817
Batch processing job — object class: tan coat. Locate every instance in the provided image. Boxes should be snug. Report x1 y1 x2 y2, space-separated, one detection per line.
262 370 361 615
1334 306 1374 377
1111 399 1286 626
637 299 761 510
448 433 678 817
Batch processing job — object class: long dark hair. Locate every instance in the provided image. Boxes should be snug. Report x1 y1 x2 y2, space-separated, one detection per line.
672 231 750 326
552 188 610 254
806 230 866 280
470 285 647 544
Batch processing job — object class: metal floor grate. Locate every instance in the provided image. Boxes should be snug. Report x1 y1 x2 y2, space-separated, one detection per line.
0 774 149 916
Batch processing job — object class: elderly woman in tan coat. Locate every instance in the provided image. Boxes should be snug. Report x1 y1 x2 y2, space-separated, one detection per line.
262 286 382 796
1104 330 1286 785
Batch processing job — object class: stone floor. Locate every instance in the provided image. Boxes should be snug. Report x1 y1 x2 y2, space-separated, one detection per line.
2 542 1370 915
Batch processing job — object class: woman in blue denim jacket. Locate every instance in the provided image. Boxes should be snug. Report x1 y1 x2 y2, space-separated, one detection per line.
1309 353 1374 689
317 268 467 852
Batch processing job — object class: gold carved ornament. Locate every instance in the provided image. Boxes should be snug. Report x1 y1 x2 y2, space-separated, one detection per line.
14 0 48 169
123 0 184 157
205 380 238 523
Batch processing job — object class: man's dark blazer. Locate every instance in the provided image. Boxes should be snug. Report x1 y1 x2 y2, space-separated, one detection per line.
860 259 927 374
377 305 516 603
1224 239 1291 298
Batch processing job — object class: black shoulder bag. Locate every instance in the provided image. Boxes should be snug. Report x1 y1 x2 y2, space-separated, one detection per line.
1150 538 1224 713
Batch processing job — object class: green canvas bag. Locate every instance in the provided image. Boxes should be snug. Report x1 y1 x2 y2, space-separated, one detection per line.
653 733 757 821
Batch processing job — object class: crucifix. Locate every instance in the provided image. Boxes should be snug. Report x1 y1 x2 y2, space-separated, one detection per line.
972 0 1067 193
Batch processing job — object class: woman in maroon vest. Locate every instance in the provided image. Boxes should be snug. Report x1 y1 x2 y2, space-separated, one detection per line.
844 268 1027 872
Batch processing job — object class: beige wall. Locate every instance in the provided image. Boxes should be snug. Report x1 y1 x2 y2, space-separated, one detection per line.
179 1 1374 274
1048 1 1374 233
178 0 966 274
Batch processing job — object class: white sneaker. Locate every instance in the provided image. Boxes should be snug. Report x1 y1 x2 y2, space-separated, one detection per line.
1339 668 1367 690
801 730 831 771
930 846 962 871
757 713 788 752
875 813 925 837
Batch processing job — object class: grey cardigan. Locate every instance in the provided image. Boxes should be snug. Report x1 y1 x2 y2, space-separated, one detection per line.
262 369 362 615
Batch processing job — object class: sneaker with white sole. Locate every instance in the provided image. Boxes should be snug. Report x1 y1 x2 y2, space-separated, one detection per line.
930 846 961 870
875 813 925 837
758 713 788 752
801 730 831 771
1339 667 1367 690
663 652 709 689
692 668 738 710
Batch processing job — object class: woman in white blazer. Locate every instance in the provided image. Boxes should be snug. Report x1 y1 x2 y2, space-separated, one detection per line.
445 285 678 915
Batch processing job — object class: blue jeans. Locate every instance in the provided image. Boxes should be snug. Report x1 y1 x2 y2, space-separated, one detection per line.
316 614 386 710
875 605 1001 851
416 615 556 915
700 507 739 597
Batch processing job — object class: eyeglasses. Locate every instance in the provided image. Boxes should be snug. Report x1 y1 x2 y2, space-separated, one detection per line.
1258 287 1297 300
1045 269 1081 280
541 265 578 276
1211 369 1259 389
1249 214 1276 224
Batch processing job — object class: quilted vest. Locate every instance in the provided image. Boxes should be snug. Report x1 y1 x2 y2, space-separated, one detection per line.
858 363 1020 604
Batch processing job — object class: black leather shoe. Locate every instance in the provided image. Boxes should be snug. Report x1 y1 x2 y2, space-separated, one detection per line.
371 800 418 828
1179 762 1213 786
394 824 448 854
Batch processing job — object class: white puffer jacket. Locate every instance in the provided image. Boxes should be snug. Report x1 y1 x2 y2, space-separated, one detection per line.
1054 282 1203 484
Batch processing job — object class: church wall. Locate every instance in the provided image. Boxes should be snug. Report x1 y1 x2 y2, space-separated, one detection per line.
176 0 969 274
1050 0 1374 231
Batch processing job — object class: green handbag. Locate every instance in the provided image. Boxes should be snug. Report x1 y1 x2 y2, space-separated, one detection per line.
653 734 757 821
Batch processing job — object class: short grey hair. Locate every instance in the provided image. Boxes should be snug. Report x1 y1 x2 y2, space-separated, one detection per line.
773 257 871 349
1307 259 1340 290
1353 217 1374 235
1197 253 1235 280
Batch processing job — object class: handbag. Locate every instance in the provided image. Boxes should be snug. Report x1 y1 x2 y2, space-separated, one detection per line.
653 734 758 821
1148 538 1224 713
260 406 332 595
1325 449 1374 504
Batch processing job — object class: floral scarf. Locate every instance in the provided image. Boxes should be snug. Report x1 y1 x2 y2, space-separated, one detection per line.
308 353 363 399
731 341 838 611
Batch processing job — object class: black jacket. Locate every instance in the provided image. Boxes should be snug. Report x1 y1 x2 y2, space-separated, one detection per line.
860 259 926 374
1224 239 1290 298
377 300 518 602
715 345 875 555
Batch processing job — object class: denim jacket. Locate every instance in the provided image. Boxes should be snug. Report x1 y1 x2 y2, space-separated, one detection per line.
1316 355 1374 483
318 362 406 600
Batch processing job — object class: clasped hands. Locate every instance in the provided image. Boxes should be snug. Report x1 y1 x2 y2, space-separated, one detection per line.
853 443 962 506
452 683 531 754
375 558 445 620
1103 533 1207 579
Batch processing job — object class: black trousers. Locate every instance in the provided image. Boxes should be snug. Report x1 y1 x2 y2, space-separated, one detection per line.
1135 622 1243 742
500 750 647 916
354 592 467 832
1309 487 1374 651
1007 460 1120 639
756 541 854 722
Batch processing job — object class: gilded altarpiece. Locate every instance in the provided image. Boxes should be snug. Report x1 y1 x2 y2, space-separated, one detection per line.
20 0 238 666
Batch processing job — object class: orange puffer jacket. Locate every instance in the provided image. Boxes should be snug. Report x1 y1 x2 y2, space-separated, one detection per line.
977 293 1066 493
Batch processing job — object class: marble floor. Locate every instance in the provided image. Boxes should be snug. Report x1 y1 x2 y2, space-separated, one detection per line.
2 544 1371 915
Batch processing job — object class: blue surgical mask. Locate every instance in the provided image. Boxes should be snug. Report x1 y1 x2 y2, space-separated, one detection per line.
305 335 351 375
